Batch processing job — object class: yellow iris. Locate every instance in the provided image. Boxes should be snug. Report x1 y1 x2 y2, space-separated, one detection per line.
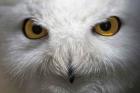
23 18 48 39
95 16 121 36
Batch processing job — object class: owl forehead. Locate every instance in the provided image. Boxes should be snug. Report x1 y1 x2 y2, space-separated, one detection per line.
24 0 123 22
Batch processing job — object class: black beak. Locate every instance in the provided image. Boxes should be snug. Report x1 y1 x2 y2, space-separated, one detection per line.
68 66 75 84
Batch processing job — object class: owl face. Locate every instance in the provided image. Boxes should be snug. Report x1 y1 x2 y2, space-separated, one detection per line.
0 0 140 93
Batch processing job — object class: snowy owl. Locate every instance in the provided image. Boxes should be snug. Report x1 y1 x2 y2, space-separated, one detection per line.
0 0 140 93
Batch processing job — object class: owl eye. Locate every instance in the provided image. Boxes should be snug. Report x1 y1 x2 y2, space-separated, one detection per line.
94 16 121 36
22 18 48 39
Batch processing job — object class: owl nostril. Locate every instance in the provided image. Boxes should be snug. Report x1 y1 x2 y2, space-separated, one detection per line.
68 65 75 84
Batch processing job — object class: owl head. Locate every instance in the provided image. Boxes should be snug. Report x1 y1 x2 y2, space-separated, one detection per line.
0 0 140 93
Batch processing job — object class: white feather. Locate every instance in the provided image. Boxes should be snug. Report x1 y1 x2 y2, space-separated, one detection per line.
0 0 140 93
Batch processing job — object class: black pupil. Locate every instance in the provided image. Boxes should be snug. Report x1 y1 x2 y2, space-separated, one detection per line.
32 24 43 34
100 21 111 31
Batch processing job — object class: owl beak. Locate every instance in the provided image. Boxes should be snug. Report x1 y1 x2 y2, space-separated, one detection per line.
68 65 75 84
